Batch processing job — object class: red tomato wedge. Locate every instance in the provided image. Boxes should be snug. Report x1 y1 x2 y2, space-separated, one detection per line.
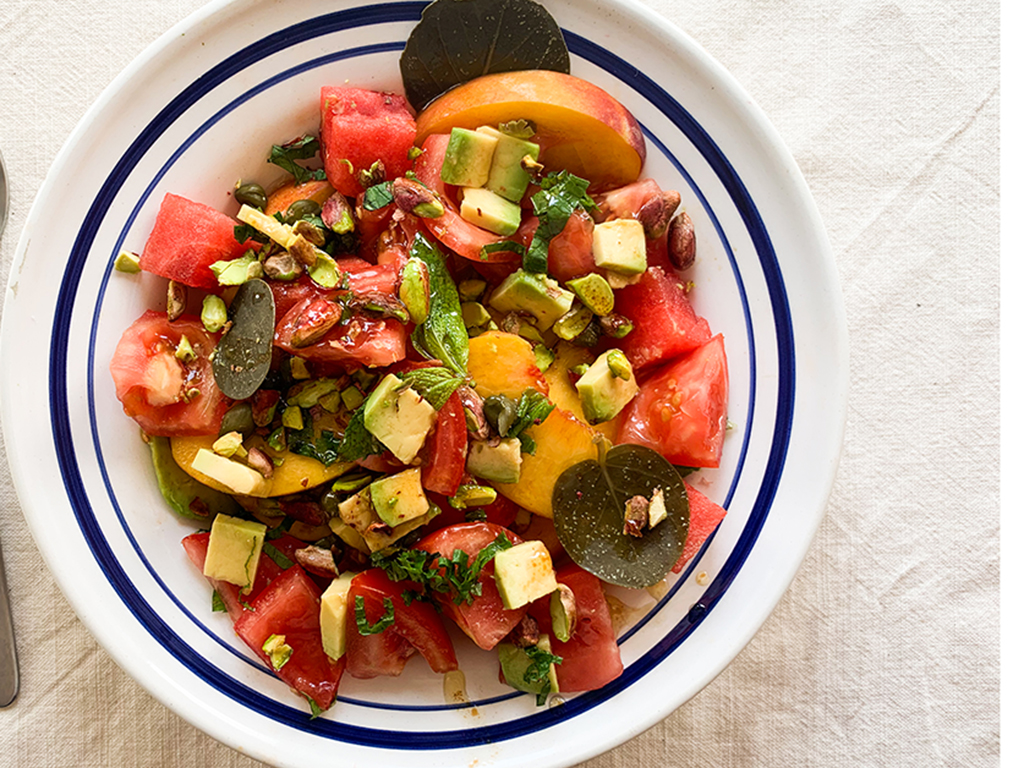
267 263 399 325
528 563 623 692
320 87 417 197
234 565 345 712
617 334 729 467
414 522 525 651
139 193 252 290
346 569 458 675
109 310 231 436
181 532 284 623
275 297 407 370
421 392 468 496
672 482 729 573
414 134 527 263
612 266 712 371
521 210 596 284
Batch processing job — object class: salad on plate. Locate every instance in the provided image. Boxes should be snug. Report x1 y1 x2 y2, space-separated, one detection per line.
107 0 729 715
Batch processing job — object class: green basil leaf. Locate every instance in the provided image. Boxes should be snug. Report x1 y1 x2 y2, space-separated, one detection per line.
524 171 596 273
268 135 327 185
262 542 294 570
399 366 463 410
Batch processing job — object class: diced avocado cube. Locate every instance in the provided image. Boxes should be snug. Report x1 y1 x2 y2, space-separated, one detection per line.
567 273 615 316
477 125 540 203
190 449 268 495
460 187 522 236
261 634 293 670
203 513 267 593
441 127 499 187
461 301 492 331
494 540 558 610
489 269 574 331
320 572 357 661
497 633 560 697
369 468 431 528
575 349 640 424
467 438 523 484
592 218 647 276
328 488 440 553
362 374 438 464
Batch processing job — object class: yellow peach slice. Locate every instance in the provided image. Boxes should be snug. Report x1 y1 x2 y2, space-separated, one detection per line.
265 179 335 217
170 432 352 498
493 407 602 518
467 331 549 399
415 70 645 191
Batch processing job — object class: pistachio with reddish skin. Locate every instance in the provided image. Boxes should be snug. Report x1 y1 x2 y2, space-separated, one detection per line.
623 495 650 537
357 160 386 189
293 218 326 247
667 210 696 271
263 252 302 281
247 447 274 479
289 297 344 348
509 614 541 648
550 583 578 641
167 280 187 321
288 235 321 268
321 192 355 234
458 385 491 441
637 189 681 239
294 545 340 578
350 291 410 324
520 154 545 181
598 313 634 339
391 176 444 218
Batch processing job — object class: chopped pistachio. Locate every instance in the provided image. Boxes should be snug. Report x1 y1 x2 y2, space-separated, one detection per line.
567 273 615 316
606 349 633 381
458 278 487 302
261 634 293 671
533 344 555 373
319 390 342 413
340 385 365 411
570 363 590 377
647 488 668 529
247 447 274 479
212 431 244 457
399 257 430 325
210 251 260 286
289 378 339 409
449 484 498 509
267 427 286 452
308 253 341 289
113 249 141 274
282 405 304 431
461 301 492 330
289 357 312 380
167 280 187 322
174 335 197 362
623 495 650 537
351 369 377 392
598 313 634 339
553 304 594 341
201 295 228 333
549 584 578 641
263 252 301 281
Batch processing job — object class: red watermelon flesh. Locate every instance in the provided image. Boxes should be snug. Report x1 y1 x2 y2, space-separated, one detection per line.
139 193 250 290
672 482 728 573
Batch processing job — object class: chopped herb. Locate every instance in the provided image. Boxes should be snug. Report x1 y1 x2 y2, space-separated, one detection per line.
262 542 294 570
286 410 346 465
506 387 555 453
304 695 324 719
480 240 527 259
409 234 469 376
264 515 295 540
524 170 596 273
336 401 385 462
499 119 537 139
362 182 395 211
211 590 227 613
523 644 563 684
233 222 267 245
398 366 463 410
354 595 396 635
269 135 327 185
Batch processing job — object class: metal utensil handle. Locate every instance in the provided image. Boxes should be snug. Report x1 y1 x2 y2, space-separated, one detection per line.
0 538 18 707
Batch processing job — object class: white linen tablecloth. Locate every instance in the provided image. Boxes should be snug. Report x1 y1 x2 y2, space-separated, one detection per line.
0 0 999 765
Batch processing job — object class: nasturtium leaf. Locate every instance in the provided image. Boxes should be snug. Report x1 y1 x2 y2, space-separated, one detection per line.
552 444 689 588
212 279 275 400
400 0 571 112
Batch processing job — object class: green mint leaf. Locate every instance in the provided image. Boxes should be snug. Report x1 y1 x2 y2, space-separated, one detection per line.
524 171 596 273
522 644 563 684
354 595 396 635
409 234 469 376
336 402 385 462
262 542 294 570
304 695 324 719
286 410 345 465
479 240 527 260
362 182 395 211
268 135 327 185
211 590 227 613
507 388 555 444
233 222 267 245
398 366 463 410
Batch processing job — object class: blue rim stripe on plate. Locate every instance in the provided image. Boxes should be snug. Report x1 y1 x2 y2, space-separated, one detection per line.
48 1 794 749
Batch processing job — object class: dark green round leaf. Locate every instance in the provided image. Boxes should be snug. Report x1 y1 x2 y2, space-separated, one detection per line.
400 0 571 112
552 444 689 588
212 279 275 400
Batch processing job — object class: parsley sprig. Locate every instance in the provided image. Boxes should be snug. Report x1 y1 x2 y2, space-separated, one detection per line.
370 533 514 605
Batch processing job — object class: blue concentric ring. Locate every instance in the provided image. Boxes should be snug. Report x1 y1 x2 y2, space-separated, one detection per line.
49 1 794 750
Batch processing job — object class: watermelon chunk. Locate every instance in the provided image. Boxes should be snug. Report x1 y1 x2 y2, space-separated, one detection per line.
320 87 416 197
672 482 728 573
139 193 250 290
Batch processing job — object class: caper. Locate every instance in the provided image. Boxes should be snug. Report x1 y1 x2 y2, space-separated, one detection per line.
283 199 321 224
234 182 267 211
219 402 255 439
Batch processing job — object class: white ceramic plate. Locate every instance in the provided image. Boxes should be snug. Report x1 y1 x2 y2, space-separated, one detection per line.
0 1 847 766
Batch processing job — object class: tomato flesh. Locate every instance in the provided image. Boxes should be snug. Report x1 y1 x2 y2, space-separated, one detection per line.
234 565 345 712
612 266 712 372
346 568 458 675
320 87 416 197
109 310 230 436
421 392 468 496
414 522 525 651
528 563 623 692
617 334 729 467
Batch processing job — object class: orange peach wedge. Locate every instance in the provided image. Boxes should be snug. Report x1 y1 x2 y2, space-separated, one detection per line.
415 70 646 191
